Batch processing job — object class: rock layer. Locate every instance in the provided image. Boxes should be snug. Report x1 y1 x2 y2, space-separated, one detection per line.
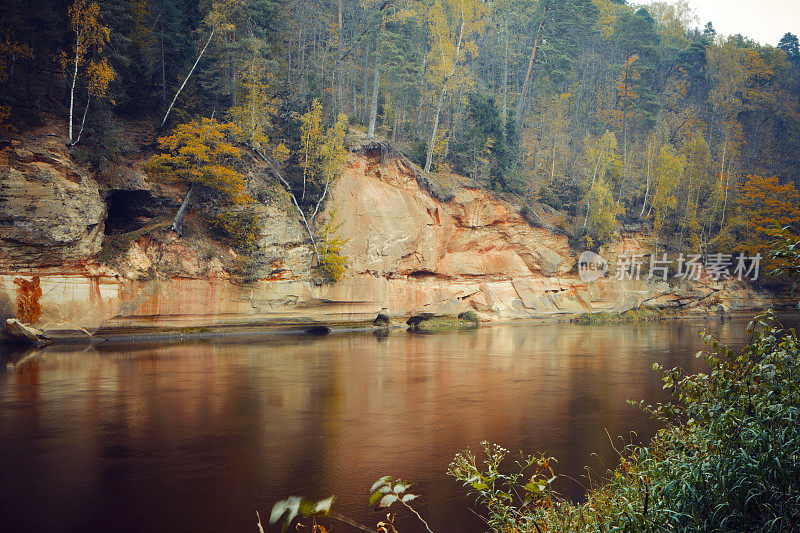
0 144 776 334
0 141 105 266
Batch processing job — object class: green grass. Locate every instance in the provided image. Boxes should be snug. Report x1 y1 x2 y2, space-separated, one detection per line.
571 307 666 325
409 315 479 333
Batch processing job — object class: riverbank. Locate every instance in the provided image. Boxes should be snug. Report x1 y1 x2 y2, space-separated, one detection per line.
3 303 791 349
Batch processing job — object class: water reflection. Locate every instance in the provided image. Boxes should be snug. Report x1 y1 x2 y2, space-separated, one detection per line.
0 319 761 532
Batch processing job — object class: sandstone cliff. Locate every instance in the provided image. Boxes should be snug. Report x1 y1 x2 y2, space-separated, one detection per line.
0 132 774 336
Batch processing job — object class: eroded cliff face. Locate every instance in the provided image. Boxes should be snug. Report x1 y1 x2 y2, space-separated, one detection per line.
0 141 773 334
0 140 105 267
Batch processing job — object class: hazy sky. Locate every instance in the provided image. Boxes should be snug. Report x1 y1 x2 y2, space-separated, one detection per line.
638 0 799 46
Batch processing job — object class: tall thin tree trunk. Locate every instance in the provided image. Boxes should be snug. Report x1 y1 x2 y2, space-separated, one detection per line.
640 141 652 218
161 28 215 128
425 13 464 173
585 145 604 227
413 54 428 138
502 17 509 119
514 5 547 126
721 156 731 231
161 18 166 103
68 32 80 144
367 16 384 138
171 183 195 236
70 90 90 146
424 84 447 173
362 44 371 120
336 0 344 113
367 52 380 137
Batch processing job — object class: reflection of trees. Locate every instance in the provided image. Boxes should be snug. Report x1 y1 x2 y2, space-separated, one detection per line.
0 319 764 531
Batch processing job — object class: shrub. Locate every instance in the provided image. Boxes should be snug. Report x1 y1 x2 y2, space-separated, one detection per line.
316 209 348 283
211 208 261 254
446 311 800 532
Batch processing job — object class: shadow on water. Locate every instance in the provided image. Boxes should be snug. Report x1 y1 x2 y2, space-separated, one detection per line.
0 317 792 532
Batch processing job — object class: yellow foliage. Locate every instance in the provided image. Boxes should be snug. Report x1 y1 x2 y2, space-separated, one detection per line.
592 0 616 40
650 144 684 242
300 100 325 192
0 104 14 133
0 24 33 83
146 118 250 204
213 208 260 253
317 209 349 283
299 101 349 197
228 38 280 152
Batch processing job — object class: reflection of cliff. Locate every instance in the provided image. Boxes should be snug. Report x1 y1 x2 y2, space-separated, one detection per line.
0 321 742 532
0 138 772 333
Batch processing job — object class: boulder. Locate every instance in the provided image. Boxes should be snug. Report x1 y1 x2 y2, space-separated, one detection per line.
458 310 479 326
406 312 436 327
373 309 391 328
5 318 51 347
407 313 479 333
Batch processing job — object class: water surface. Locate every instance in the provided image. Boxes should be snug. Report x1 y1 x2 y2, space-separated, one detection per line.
0 318 771 532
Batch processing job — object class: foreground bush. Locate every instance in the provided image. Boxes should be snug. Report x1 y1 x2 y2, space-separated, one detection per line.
450 311 800 532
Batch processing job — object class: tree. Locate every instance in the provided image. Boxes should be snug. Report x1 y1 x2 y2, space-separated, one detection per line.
316 208 349 282
299 99 325 201
612 7 659 169
649 143 684 250
0 24 33 85
737 175 800 255
161 0 248 127
778 32 799 65
313 112 349 221
64 0 115 145
423 0 485 172
228 36 279 152
145 118 249 236
582 176 618 249
583 131 621 225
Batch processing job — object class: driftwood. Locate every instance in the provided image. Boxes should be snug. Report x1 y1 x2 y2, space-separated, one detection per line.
5 318 51 347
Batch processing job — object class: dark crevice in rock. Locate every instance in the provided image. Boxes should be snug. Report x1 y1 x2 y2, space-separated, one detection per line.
104 189 176 235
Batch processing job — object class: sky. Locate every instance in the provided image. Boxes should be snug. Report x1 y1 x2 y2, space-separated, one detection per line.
638 0 799 46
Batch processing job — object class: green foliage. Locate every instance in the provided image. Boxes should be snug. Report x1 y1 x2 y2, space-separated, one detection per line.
210 207 260 254
768 228 800 297
578 176 618 250
369 476 419 509
269 496 334 533
270 476 432 533
316 209 348 283
448 442 556 532
446 312 800 532
450 95 521 191
638 312 800 531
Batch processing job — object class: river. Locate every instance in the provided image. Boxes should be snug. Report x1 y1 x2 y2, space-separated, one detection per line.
0 317 778 532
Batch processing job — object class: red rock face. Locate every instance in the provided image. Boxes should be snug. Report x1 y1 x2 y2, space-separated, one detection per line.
330 153 573 281
0 149 775 334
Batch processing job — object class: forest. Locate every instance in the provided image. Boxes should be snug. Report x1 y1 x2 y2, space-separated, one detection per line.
2 0 800 271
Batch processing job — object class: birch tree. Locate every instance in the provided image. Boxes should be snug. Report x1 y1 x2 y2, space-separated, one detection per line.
65 0 114 145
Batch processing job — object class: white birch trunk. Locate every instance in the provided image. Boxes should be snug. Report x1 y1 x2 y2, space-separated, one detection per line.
161 28 215 128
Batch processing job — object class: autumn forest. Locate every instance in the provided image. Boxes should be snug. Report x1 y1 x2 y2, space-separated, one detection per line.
2 0 800 270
